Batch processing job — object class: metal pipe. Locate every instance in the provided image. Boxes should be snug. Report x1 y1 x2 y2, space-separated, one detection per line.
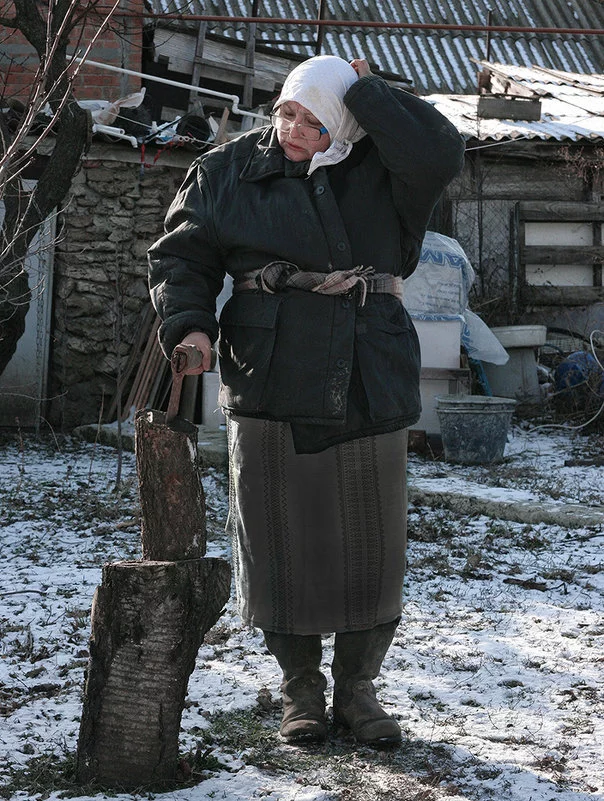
72 56 269 120
485 9 493 61
315 0 327 56
92 123 138 148
107 12 604 36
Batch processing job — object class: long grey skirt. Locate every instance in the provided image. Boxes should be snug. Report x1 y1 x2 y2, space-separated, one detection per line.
226 415 408 635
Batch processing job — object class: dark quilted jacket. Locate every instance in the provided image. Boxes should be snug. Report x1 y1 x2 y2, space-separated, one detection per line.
148 75 465 452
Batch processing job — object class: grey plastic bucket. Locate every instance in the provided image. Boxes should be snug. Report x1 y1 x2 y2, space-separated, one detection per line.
435 394 517 465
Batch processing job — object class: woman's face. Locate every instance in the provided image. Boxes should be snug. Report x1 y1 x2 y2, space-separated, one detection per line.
275 101 331 161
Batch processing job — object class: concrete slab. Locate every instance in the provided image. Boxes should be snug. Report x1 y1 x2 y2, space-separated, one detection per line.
407 485 604 530
73 423 604 531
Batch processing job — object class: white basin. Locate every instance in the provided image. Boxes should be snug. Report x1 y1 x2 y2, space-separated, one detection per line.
490 325 547 349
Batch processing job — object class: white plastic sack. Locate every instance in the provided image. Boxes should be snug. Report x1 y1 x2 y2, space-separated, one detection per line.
77 87 146 126
404 231 509 365
404 231 474 319
461 310 509 365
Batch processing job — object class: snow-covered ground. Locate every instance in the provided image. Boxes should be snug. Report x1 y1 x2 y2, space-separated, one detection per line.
0 425 602 801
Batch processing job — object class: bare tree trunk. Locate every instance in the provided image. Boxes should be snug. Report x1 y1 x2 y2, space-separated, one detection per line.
76 558 230 789
0 0 92 377
0 100 91 375
0 268 30 372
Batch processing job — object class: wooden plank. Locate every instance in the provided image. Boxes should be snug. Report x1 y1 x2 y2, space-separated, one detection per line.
520 244 604 265
189 22 208 112
464 162 576 200
199 58 254 75
594 221 603 287
153 29 297 93
203 38 297 86
488 73 541 99
421 367 471 381
214 107 231 145
520 285 604 306
135 344 166 410
519 201 604 221
510 205 523 316
243 16 257 107
478 95 541 120
121 317 161 418
106 304 157 422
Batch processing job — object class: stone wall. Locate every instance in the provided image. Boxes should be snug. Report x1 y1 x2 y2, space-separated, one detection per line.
47 143 192 429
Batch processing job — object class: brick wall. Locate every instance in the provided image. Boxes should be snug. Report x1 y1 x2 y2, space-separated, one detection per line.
1 1 144 103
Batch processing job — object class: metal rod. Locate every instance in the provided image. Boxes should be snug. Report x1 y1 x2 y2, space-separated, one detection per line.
486 9 493 61
315 0 327 56
107 12 604 35
71 56 269 120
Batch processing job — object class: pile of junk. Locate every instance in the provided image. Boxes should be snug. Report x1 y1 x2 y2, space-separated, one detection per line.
3 84 260 156
404 232 604 436
76 87 224 152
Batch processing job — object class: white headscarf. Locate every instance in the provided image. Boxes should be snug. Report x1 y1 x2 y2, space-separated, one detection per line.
274 55 367 175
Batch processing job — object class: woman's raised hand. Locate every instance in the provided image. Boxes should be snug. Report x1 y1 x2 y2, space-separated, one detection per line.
350 59 372 78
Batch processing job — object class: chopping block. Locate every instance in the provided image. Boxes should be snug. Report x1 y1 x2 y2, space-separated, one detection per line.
76 344 231 790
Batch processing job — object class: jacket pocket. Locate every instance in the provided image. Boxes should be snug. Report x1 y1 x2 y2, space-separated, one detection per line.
218 293 282 413
218 291 356 423
355 298 421 422
263 292 354 422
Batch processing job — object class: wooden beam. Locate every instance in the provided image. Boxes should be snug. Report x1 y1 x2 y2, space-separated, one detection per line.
243 2 258 107
199 58 254 75
315 0 327 55
189 22 208 112
478 95 541 120
214 106 231 145
521 244 604 265
594 219 603 287
520 285 604 306
420 367 471 381
519 201 604 221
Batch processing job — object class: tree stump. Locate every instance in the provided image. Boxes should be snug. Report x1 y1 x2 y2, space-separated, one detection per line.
76 558 230 789
76 406 231 790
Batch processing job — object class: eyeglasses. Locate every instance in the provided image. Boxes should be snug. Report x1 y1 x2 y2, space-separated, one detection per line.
270 113 328 141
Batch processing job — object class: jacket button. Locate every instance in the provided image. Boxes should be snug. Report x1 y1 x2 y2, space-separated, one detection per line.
336 241 346 251
336 358 347 368
314 185 325 195
341 299 350 309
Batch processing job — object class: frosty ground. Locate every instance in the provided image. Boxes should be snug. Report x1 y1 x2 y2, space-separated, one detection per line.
0 424 602 801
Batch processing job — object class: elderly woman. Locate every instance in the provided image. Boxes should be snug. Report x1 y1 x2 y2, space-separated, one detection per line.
148 55 465 745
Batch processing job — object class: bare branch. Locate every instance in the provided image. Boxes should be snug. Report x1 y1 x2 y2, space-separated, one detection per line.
0 0 124 374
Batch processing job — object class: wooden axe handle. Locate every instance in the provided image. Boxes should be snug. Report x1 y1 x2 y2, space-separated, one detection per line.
165 345 203 423
171 343 204 374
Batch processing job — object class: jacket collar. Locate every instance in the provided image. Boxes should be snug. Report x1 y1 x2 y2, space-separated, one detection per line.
239 126 310 182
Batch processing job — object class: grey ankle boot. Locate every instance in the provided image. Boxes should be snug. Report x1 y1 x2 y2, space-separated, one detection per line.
332 618 401 745
264 631 327 742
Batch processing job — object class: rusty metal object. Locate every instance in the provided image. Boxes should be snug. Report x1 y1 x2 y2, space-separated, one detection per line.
165 344 204 423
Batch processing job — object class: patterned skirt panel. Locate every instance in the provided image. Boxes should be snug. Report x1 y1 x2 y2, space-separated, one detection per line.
226 416 408 635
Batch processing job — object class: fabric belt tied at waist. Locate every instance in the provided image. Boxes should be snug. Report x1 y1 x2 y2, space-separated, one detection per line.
233 261 404 306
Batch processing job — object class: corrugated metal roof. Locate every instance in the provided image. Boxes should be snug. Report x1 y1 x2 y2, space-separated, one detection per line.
427 63 604 142
151 0 604 94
